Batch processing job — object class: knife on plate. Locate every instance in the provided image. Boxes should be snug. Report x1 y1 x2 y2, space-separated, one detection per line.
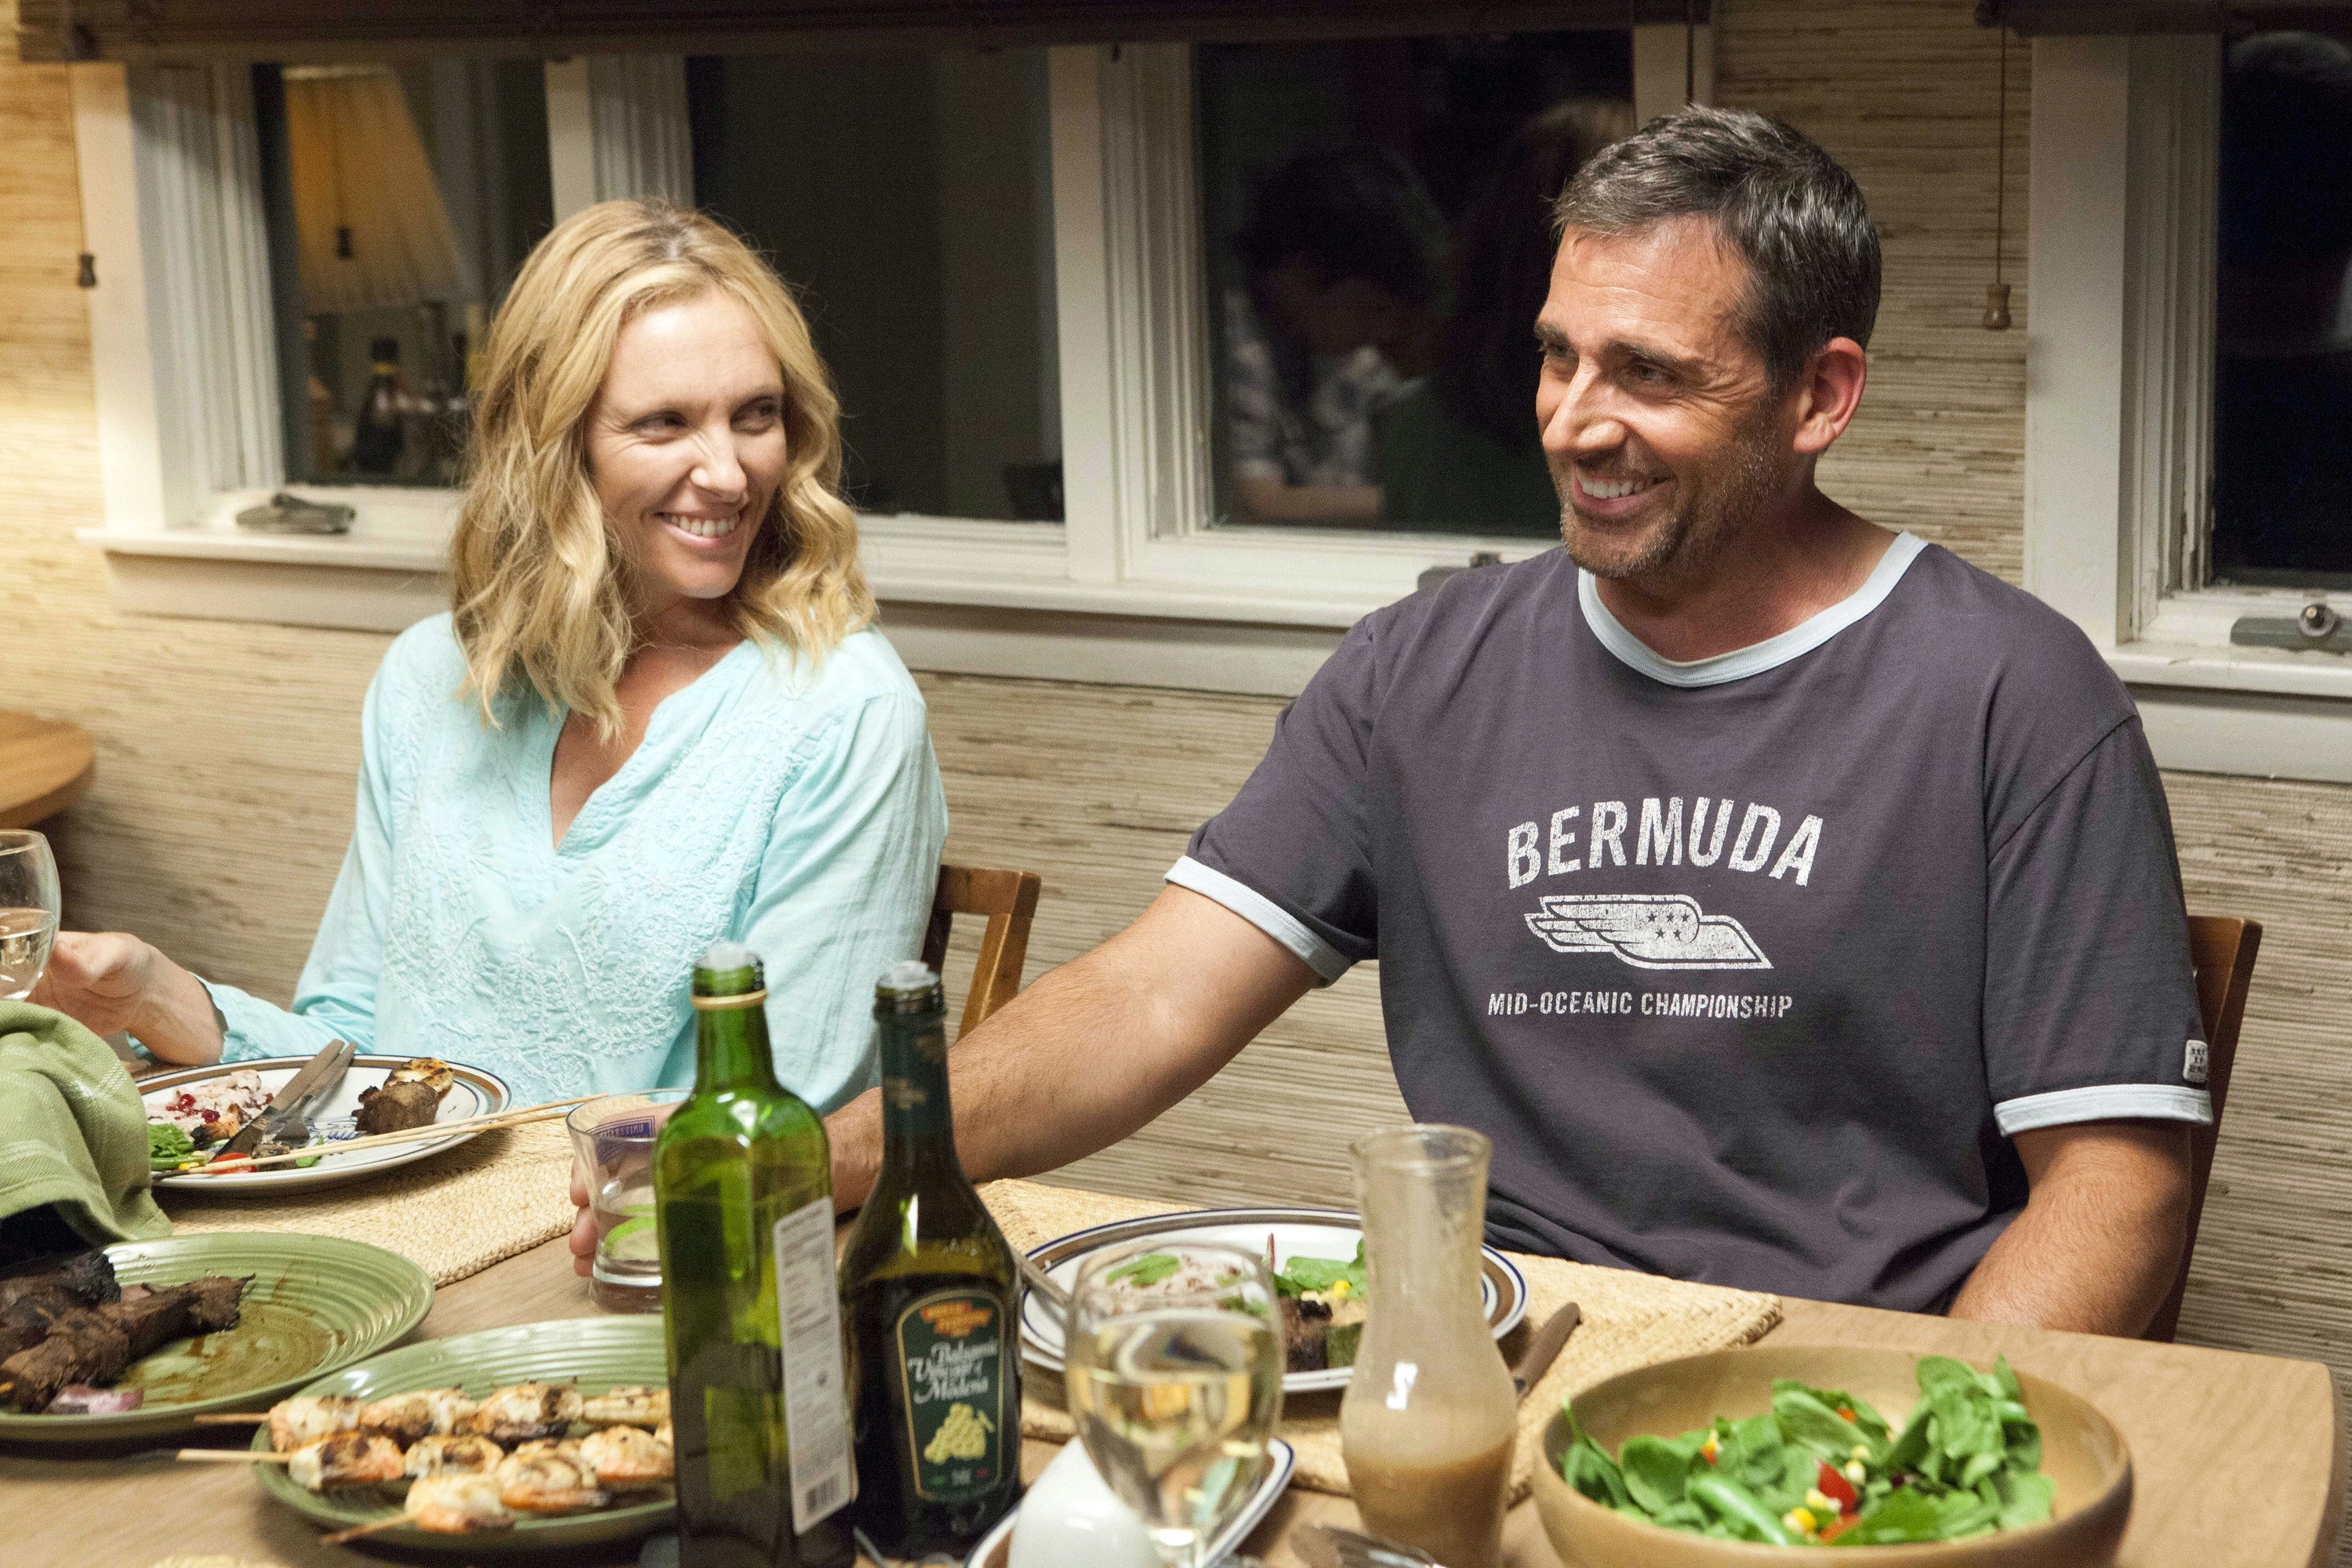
216 1039 355 1158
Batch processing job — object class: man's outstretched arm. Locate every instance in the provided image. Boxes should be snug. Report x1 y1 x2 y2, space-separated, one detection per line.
1948 1120 2192 1337
825 883 1319 1211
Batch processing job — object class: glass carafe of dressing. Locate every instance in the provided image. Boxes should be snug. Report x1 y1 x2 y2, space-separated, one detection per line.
1338 1125 1517 1568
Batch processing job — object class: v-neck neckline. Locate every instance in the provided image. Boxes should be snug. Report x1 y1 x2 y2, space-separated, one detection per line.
541 637 754 857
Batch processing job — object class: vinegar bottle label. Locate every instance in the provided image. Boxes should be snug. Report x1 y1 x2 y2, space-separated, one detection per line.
773 1196 856 1534
892 1288 1010 1502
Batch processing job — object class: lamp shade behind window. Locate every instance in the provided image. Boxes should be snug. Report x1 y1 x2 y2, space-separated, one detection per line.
284 65 465 314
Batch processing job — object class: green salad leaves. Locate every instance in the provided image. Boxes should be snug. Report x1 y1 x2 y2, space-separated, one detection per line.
1102 1243 1367 1298
1561 1356 2056 1547
147 1123 194 1172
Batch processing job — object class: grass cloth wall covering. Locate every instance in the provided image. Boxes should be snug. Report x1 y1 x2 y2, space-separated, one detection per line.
1 8 2347 1550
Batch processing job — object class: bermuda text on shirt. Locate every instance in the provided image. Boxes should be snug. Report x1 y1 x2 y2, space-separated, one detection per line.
1504 795 1826 887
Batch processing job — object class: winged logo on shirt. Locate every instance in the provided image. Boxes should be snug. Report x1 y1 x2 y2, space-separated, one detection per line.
1523 893 1773 971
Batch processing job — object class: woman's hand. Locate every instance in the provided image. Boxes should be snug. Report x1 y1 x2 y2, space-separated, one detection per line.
28 931 224 1065
569 1160 597 1279
31 931 158 1037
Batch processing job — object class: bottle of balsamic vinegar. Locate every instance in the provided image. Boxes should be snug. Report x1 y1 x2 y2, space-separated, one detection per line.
655 942 856 1568
839 961 1024 1557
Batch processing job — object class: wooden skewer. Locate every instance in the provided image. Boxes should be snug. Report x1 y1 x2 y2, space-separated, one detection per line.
319 1514 412 1547
191 1411 269 1425
175 1447 292 1463
165 1094 601 1175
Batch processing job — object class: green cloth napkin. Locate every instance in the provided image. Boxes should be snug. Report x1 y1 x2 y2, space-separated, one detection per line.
0 1000 169 1245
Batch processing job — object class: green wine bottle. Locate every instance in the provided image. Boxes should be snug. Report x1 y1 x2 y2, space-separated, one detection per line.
839 961 1025 1557
655 942 856 1568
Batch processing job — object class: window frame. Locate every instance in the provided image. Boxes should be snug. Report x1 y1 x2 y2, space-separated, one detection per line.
2024 33 2352 784
78 34 1671 652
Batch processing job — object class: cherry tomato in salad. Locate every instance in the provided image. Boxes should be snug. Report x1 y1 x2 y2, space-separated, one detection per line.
1817 1460 1860 1513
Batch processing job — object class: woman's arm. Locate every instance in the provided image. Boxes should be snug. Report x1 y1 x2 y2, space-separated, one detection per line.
32 932 224 1064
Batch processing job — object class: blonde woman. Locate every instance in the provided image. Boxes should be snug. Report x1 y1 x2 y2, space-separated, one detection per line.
37 201 946 1111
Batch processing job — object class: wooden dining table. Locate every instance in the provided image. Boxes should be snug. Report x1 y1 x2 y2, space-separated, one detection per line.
2 1214 2340 1568
0 710 95 829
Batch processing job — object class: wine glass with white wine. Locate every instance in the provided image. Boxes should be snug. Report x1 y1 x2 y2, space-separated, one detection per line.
1064 1239 1284 1568
0 830 60 1001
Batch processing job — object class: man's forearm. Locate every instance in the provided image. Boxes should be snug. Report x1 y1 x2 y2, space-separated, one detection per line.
826 885 1316 1210
1949 1121 2192 1337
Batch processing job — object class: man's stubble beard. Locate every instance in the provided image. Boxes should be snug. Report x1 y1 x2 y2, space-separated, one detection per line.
1552 410 1787 585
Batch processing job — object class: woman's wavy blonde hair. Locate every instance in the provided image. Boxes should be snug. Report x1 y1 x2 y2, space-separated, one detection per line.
450 199 874 736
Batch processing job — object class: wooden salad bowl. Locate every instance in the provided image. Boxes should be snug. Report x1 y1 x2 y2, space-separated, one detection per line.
1532 1344 2132 1566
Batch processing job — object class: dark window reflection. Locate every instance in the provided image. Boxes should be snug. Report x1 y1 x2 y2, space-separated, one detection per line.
1198 34 1633 537
2212 32 2352 584
689 49 1062 521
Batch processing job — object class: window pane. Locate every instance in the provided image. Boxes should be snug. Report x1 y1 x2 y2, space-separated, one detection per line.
2209 31 2352 586
688 49 1062 521
1196 33 1632 537
256 61 554 486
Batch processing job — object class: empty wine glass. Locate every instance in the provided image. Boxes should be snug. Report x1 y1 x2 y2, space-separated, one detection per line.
1064 1240 1284 1568
0 830 60 1000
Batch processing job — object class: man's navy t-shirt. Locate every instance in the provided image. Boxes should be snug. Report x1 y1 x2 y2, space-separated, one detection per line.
1174 535 2211 1312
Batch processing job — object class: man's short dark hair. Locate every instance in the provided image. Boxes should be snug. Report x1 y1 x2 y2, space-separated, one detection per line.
1236 147 1449 307
1552 105 1880 394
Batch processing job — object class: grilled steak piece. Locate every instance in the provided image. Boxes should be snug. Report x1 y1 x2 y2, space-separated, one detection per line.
1 1311 132 1411
98 1286 199 1361
355 1079 443 1134
0 1251 120 1312
181 1276 249 1334
1279 1295 1334 1373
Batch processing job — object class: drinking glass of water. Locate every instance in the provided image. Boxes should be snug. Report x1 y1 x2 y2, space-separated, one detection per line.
565 1089 688 1312
0 830 60 1002
1064 1240 1284 1568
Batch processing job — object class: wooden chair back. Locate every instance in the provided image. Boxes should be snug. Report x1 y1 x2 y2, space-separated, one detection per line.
919 865 1044 1036
2144 914 2263 1343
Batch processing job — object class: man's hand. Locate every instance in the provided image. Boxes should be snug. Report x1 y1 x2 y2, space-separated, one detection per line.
29 931 225 1065
568 1160 597 1279
1950 1120 2193 1337
825 884 1318 1211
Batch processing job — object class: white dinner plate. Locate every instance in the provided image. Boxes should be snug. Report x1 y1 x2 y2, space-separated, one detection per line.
963 1436 1295 1568
143 1054 510 1195
1018 1205 1528 1395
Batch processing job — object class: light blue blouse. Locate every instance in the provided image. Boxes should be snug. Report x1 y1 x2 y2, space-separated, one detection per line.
196 615 948 1113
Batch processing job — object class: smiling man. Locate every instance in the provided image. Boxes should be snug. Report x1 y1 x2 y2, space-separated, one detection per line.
815 108 2209 1334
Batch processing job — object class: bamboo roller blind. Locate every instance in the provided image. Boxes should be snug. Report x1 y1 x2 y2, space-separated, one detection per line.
17 0 1711 64
1977 0 2352 34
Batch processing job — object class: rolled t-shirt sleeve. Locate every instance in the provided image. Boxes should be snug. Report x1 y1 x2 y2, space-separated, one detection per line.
1171 618 1385 983
1982 716 2213 1134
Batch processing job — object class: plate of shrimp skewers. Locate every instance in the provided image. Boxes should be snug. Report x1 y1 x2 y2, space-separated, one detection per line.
205 1316 677 1552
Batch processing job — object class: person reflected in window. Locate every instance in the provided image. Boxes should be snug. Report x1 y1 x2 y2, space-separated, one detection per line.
1380 100 1635 536
1225 147 1447 524
2211 31 2352 577
34 201 947 1111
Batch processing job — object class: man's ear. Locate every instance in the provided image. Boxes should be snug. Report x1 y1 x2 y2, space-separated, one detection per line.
1791 336 1868 456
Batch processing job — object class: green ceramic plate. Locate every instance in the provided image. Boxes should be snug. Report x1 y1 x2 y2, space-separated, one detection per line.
254 1316 674 1555
0 1231 432 1445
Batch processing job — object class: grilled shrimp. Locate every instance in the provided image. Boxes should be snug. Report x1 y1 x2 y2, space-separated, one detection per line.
404 1433 506 1479
358 1387 478 1446
496 1439 610 1514
267 1394 365 1454
581 1384 670 1429
287 1432 405 1492
579 1423 673 1488
405 1472 516 1534
463 1381 583 1443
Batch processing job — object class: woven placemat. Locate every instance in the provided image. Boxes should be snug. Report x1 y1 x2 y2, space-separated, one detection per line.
159 1120 575 1287
982 1178 1783 1504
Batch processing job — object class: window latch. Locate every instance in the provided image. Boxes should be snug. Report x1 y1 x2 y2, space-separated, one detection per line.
2229 601 2352 653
